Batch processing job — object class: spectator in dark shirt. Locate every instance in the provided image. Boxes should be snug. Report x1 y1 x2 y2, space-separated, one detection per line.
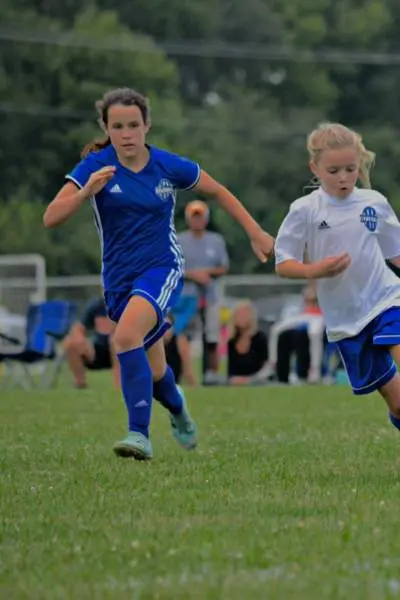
63 297 117 389
227 300 269 385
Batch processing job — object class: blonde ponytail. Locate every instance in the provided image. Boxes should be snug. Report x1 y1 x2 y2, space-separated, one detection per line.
358 142 375 188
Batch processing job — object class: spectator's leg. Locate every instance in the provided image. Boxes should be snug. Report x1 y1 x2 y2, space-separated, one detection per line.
308 317 325 382
205 343 218 372
268 322 280 370
293 329 310 380
268 315 307 375
176 334 196 386
276 330 294 383
204 303 221 383
63 334 95 388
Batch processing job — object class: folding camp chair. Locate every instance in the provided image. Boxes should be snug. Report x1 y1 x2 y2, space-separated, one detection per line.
0 300 77 390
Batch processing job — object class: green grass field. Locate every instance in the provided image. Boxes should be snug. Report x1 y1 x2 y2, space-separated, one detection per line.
2 373 400 599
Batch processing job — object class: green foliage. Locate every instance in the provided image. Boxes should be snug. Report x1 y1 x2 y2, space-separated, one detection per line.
2 0 400 275
1 4 185 203
0 190 101 274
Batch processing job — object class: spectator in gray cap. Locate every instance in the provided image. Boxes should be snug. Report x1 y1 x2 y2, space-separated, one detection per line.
178 199 229 383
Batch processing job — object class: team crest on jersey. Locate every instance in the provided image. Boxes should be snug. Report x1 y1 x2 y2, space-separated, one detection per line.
360 206 378 232
155 179 175 201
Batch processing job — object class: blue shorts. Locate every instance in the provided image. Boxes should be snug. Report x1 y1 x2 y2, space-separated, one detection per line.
336 306 400 395
104 267 183 350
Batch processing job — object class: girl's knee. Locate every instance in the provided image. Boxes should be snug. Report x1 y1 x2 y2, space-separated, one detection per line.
389 404 400 419
63 335 88 355
113 296 158 353
379 374 400 417
113 326 144 353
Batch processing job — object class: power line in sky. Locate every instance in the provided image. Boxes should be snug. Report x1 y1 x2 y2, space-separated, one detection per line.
1 29 400 65
0 103 309 138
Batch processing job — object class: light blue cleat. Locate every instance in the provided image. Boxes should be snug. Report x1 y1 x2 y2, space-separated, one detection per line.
113 431 153 460
170 387 198 450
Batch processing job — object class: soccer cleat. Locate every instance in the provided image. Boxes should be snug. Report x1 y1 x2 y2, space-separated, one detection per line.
170 388 198 450
113 431 153 460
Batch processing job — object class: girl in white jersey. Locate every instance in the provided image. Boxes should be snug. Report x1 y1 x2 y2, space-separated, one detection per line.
275 123 400 432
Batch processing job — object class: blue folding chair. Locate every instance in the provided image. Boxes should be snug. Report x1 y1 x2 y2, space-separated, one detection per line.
0 300 77 390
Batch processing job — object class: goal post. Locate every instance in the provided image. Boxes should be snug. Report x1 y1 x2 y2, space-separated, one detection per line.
0 254 46 316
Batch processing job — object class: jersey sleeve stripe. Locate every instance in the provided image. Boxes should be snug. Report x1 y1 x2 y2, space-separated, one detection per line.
180 163 201 191
65 174 83 189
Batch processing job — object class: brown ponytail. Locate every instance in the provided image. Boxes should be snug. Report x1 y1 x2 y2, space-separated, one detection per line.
81 137 111 158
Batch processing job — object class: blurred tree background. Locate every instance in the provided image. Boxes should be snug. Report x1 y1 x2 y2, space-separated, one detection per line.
1 0 400 275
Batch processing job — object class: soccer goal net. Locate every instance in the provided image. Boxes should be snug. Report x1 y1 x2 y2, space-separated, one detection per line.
0 253 46 317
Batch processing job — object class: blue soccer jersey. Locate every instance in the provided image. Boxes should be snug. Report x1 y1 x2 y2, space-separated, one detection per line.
66 144 200 292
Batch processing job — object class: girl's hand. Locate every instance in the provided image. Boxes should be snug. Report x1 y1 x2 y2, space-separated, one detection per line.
81 166 116 198
250 229 275 263
308 253 351 279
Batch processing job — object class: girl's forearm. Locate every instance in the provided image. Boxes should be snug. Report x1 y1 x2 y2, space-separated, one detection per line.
276 260 312 279
43 188 88 227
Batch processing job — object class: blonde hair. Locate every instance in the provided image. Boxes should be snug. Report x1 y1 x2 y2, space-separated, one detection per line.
229 299 258 339
307 123 375 188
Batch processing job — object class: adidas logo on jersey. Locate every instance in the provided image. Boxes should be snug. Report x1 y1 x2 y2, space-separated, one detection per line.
110 183 122 193
318 220 330 230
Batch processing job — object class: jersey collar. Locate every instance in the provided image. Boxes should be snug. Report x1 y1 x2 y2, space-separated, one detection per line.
91 144 153 175
319 186 359 206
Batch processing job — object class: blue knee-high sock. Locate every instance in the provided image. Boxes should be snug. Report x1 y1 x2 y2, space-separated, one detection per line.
153 366 183 416
117 347 153 437
389 413 400 431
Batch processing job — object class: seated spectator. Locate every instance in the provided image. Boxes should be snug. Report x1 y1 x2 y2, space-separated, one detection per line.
267 282 325 383
63 297 118 389
227 300 269 385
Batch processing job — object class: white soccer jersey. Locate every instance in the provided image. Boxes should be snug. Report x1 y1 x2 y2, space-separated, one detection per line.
275 187 400 341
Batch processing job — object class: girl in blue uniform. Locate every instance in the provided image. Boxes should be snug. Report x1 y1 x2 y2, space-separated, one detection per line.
44 87 274 460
